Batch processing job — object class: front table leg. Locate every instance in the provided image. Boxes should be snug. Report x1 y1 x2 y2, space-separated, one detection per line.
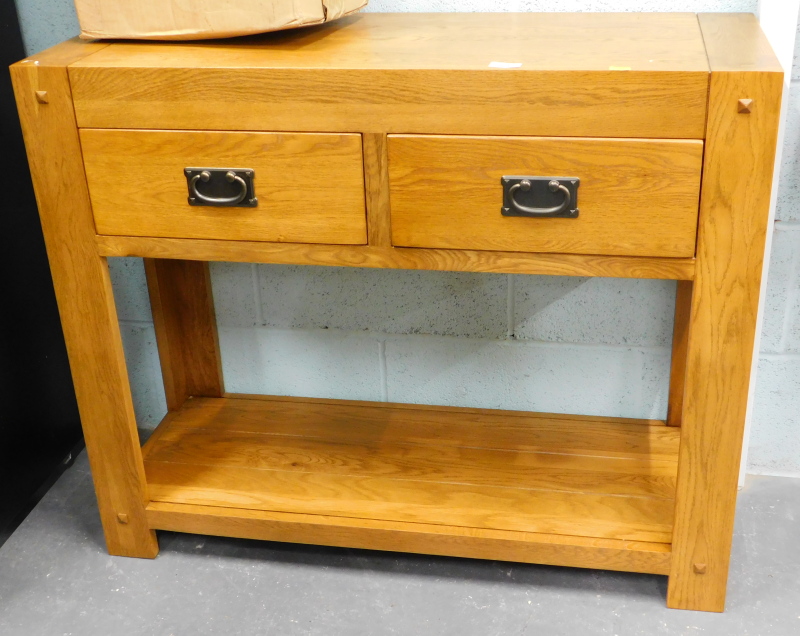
11 45 158 558
667 65 782 609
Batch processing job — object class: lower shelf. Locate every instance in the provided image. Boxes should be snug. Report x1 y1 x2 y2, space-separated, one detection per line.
142 394 679 574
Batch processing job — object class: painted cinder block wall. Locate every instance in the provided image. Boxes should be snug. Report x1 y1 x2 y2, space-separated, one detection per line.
13 0 800 476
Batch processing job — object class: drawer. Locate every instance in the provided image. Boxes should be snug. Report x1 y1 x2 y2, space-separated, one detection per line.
81 130 367 244
388 135 703 258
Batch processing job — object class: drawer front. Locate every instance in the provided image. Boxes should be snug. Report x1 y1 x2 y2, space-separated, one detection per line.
388 135 703 258
81 130 367 244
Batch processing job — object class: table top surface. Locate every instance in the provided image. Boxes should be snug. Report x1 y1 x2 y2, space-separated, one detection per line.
71 12 714 72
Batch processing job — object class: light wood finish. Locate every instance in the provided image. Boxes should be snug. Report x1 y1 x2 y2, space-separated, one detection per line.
15 15 785 612
698 13 783 72
668 13 783 613
667 280 693 427
96 236 697 281
18 36 109 66
147 427 677 498
81 129 367 244
68 13 709 138
71 13 709 72
144 259 223 411
10 43 158 558
362 133 392 247
157 393 680 461
142 395 678 543
147 502 672 575
389 135 703 257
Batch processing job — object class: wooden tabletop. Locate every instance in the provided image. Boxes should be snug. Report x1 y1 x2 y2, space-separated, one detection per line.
70 12 711 72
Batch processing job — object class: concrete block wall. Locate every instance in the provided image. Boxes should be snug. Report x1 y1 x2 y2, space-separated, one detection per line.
15 0 799 477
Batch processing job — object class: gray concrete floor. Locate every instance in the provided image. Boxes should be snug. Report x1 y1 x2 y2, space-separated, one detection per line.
0 450 797 636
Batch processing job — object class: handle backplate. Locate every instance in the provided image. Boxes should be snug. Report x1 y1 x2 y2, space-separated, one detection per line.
501 176 579 218
185 168 257 207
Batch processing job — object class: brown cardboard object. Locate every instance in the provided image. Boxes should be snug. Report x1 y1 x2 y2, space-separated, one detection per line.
74 0 368 40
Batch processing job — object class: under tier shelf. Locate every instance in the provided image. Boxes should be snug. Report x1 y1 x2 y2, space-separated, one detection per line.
142 394 679 574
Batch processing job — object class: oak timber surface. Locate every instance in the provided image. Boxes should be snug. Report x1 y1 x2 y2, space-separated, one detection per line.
10 42 158 557
698 12 783 72
144 259 224 411
70 13 709 71
389 135 703 257
143 396 679 544
147 502 673 575
668 12 783 613
96 236 697 280
81 129 366 244
67 13 709 137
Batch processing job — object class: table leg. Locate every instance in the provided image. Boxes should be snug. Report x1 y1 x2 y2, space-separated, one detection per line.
144 259 224 411
667 68 782 611
666 280 693 427
11 46 158 558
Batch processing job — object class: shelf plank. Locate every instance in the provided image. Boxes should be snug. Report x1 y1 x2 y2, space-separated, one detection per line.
146 461 673 543
147 502 672 575
144 396 678 545
146 427 678 498
157 395 681 462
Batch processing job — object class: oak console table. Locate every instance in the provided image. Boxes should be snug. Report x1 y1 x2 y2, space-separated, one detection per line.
11 12 782 612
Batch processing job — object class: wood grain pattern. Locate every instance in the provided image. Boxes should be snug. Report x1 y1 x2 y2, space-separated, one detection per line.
10 48 158 558
164 395 680 462
225 391 668 425
147 502 672 575
16 17 783 609
143 396 677 543
667 280 693 427
80 129 367 244
668 13 783 612
95 236 697 281
146 462 674 542
698 13 783 72
18 37 109 66
72 13 710 72
389 135 703 257
362 133 392 247
146 426 678 498
144 259 223 411
68 14 709 138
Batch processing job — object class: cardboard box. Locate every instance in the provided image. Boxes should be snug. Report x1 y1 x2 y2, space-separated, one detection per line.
74 0 368 40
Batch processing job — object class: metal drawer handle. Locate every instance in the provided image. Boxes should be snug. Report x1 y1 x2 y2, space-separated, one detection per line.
190 170 248 206
509 179 571 216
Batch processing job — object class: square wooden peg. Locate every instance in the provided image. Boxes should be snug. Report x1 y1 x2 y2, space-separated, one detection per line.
35 90 48 104
117 513 129 524
693 563 707 574
738 99 753 113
